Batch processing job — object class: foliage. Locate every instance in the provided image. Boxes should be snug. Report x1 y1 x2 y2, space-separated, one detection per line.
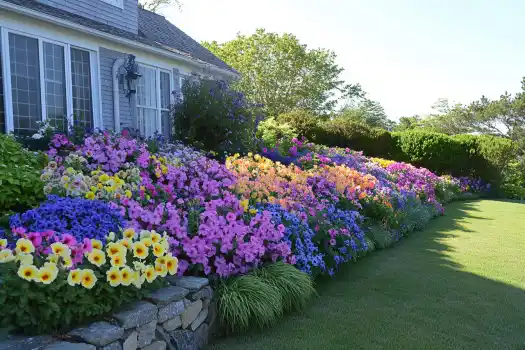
172 80 260 157
338 99 395 130
0 228 176 334
256 117 298 154
203 29 364 116
276 109 320 141
138 0 181 12
500 184 525 200
9 196 126 242
0 134 45 217
253 262 315 312
216 273 283 334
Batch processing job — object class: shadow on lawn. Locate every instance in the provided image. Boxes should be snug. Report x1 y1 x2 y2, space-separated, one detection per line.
207 200 525 350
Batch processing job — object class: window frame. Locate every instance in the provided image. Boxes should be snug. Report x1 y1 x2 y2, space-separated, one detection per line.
136 62 174 138
0 26 101 133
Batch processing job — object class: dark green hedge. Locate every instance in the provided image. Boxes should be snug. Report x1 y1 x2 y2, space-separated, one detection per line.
277 112 517 185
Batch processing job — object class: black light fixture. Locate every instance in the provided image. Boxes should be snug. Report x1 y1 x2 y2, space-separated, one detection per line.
124 54 142 99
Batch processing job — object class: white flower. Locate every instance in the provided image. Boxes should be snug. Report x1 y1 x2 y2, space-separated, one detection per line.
31 133 43 140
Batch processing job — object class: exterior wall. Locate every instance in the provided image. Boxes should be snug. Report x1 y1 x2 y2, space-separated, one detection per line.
37 0 139 34
99 47 132 130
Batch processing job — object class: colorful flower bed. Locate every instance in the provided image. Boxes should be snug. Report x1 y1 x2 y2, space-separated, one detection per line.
0 132 489 334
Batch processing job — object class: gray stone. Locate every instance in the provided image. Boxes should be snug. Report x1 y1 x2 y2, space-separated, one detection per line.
153 328 173 350
166 277 208 291
0 336 54 350
168 331 195 350
182 299 191 308
205 302 217 327
113 302 157 330
157 301 185 324
193 323 209 349
137 320 156 348
180 300 202 329
189 309 208 332
69 322 124 346
101 342 122 350
141 342 165 350
146 287 189 307
201 299 210 310
44 342 96 350
161 316 182 332
187 286 213 302
121 331 137 350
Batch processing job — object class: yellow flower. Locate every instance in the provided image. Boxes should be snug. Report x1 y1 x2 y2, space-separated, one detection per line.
44 262 59 273
16 238 35 254
132 270 145 289
111 253 126 268
119 238 133 250
17 265 38 281
0 249 15 263
141 237 153 248
139 230 151 239
133 261 146 271
152 243 165 257
154 262 167 277
254 154 261 161
97 183 103 189
68 269 82 286
165 256 178 275
99 174 110 183
143 265 156 283
248 152 253 157
249 208 257 215
133 242 148 260
38 266 57 284
17 253 34 266
91 239 103 250
150 231 162 244
50 242 70 258
90 186 97 192
106 267 122 287
120 266 134 286
87 249 106 267
106 242 125 257
125 190 132 199
107 232 116 241
0 239 7 248
240 199 249 211
123 228 136 240
81 269 97 289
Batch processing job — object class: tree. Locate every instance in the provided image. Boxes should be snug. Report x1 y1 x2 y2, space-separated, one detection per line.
138 0 181 12
338 99 395 130
203 29 363 116
394 115 422 132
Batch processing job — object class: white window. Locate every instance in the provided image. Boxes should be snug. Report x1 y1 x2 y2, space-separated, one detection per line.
136 65 172 138
0 28 100 134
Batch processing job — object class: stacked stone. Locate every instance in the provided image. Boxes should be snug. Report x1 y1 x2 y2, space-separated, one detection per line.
0 277 215 350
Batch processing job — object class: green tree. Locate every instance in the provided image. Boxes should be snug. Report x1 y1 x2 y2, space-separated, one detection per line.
338 99 395 130
394 115 422 132
138 0 181 12
203 29 363 116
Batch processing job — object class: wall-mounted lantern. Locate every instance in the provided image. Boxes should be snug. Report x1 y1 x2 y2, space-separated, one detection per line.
121 54 142 100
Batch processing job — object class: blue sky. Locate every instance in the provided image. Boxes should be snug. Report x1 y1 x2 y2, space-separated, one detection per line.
164 0 525 120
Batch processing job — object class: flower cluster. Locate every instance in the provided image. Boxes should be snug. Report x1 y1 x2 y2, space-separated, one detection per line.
1 228 178 289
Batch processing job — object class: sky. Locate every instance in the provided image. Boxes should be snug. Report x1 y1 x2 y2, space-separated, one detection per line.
163 0 525 120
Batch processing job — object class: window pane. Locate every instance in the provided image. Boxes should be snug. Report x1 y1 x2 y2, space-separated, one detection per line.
160 71 170 109
71 48 93 130
137 66 157 108
43 42 66 131
9 33 41 135
161 110 171 140
0 34 5 133
137 107 157 137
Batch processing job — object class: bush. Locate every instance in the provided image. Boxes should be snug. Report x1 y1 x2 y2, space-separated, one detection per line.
172 80 261 157
9 195 126 242
256 117 298 153
276 109 320 140
500 184 525 200
0 134 45 217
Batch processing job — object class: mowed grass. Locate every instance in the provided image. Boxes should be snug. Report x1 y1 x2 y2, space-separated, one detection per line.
207 200 525 350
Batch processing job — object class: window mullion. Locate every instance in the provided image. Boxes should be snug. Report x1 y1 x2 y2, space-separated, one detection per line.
38 38 46 124
1 28 13 133
64 43 73 128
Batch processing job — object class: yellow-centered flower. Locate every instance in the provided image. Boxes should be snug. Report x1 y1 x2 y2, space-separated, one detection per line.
87 249 106 267
17 265 38 281
152 243 165 257
68 269 82 286
106 267 122 287
120 266 134 286
143 265 156 283
16 238 35 254
38 267 57 284
91 239 103 250
133 242 148 260
81 269 97 289
106 242 125 257
123 227 136 239
111 253 126 268
0 249 15 263
50 242 71 258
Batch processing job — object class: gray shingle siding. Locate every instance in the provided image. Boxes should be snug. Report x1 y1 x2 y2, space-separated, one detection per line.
99 47 133 131
37 0 138 33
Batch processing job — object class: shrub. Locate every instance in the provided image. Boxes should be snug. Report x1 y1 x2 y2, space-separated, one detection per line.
276 109 320 141
256 117 298 153
216 273 283 334
0 134 45 217
172 80 261 157
9 196 126 242
500 184 525 200
253 262 315 312
0 228 173 334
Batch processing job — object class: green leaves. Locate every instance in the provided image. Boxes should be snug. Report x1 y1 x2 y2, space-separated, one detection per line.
203 28 363 116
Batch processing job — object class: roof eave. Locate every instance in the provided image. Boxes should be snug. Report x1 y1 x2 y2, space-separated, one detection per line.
0 0 240 79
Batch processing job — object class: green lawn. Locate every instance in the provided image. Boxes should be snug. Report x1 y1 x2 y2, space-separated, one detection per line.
207 200 525 350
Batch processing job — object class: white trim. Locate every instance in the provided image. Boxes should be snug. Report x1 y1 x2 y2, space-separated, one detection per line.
64 43 74 127
0 0 239 79
112 57 125 132
1 28 13 133
37 37 46 123
90 50 103 130
155 68 161 134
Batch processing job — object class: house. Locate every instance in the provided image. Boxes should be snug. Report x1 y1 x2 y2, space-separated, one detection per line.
0 0 238 138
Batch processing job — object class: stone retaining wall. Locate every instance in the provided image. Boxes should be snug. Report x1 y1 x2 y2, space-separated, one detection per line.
0 277 215 350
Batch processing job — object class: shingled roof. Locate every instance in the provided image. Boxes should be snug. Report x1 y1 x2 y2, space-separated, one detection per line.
2 0 237 74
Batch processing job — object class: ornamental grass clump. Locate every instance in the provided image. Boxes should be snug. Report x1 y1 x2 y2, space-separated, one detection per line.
0 228 177 335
